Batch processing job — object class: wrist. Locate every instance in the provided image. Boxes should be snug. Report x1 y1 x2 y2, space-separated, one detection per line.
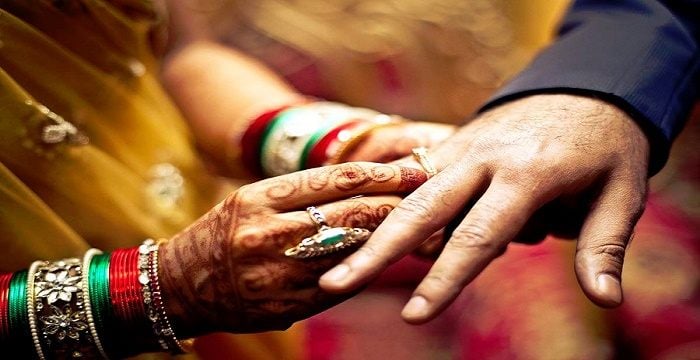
157 238 210 339
234 101 403 177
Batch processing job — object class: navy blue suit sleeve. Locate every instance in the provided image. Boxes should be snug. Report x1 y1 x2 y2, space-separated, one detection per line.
479 0 700 174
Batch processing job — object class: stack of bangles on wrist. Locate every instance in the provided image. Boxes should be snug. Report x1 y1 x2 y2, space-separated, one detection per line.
238 101 404 177
0 239 189 359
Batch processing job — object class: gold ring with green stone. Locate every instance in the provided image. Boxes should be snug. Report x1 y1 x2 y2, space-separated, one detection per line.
284 207 371 259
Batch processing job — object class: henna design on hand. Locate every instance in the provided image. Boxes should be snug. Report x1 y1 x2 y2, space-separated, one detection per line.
159 166 419 336
264 173 303 200
308 167 330 190
159 193 244 336
330 163 373 191
400 166 428 191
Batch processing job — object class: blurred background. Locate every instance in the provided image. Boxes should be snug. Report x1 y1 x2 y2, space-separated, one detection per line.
193 0 699 358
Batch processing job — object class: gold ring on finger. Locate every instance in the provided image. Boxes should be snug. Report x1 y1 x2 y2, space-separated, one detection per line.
411 147 438 177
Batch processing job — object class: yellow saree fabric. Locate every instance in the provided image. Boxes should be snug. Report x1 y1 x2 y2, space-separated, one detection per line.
0 1 299 359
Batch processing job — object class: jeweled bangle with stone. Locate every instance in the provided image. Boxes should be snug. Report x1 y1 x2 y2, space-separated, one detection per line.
32 258 102 359
0 246 195 358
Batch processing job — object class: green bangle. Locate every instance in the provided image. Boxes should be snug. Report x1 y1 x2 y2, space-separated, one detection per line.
257 108 294 170
298 122 338 170
89 253 113 356
8 270 31 356
259 108 306 176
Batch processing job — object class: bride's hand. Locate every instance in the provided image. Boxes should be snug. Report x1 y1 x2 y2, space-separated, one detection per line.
344 121 455 163
158 162 427 336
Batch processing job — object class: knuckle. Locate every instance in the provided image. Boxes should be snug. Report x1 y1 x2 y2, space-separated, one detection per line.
394 196 438 227
498 160 553 190
233 225 265 249
355 245 391 268
421 272 458 292
583 242 627 268
448 223 499 253
356 244 378 259
235 185 257 205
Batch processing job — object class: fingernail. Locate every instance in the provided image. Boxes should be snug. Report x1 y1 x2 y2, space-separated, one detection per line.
402 296 428 319
596 274 622 306
321 264 350 283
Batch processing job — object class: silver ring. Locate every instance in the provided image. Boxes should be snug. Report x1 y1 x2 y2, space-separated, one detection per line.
306 206 329 229
285 206 371 259
411 147 437 177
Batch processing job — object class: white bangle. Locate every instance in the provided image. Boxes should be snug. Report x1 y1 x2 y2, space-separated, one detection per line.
27 260 46 360
260 102 383 176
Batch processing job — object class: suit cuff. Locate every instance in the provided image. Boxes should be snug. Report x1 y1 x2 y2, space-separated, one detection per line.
479 8 699 175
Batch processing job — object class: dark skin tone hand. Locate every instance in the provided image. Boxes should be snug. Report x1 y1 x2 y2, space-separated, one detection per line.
320 94 650 323
157 162 427 338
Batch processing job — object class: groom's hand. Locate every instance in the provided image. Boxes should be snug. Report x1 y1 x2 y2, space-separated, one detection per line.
320 94 650 323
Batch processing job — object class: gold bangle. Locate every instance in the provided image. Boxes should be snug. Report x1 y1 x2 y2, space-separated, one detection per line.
325 115 404 165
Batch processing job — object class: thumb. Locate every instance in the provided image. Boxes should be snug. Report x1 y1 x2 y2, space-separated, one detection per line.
574 178 646 307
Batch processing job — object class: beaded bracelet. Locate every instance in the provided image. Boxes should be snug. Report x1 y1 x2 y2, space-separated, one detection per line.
140 239 185 354
1 244 193 358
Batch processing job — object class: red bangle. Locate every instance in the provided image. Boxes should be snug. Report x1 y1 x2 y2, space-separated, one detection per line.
0 272 12 340
240 105 295 176
110 248 157 353
305 120 368 169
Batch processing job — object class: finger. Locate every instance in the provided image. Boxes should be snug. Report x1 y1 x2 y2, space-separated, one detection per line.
248 162 427 210
400 183 539 323
241 195 403 254
412 230 446 259
574 177 646 308
319 162 488 292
